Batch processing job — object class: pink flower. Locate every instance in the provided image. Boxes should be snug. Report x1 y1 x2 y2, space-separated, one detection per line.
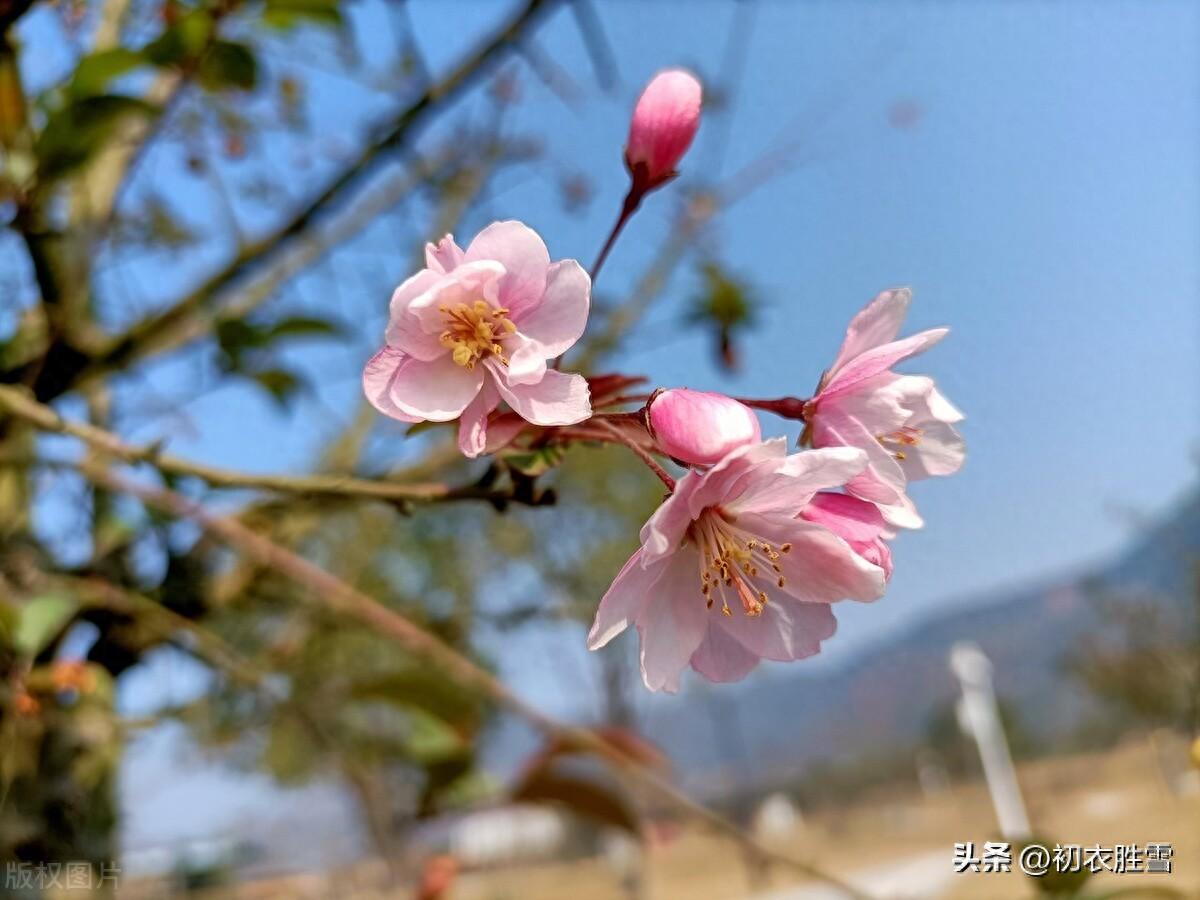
363 221 592 457
588 439 888 692
804 288 965 528
800 492 893 580
647 388 761 466
625 69 702 190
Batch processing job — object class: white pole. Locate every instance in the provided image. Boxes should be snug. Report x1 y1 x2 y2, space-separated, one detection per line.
949 642 1031 840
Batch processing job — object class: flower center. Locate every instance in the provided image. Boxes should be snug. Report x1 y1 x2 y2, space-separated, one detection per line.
439 300 517 369
688 509 791 618
876 425 924 461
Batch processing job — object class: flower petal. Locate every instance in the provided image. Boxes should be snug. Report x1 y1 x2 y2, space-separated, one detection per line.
636 548 709 692
387 354 484 421
362 346 420 423
822 328 948 399
405 260 507 336
689 624 762 683
639 472 702 565
814 412 907 504
425 234 465 273
800 492 886 543
489 364 591 426
742 513 887 604
717 596 837 661
464 220 550 320
504 333 548 386
727 446 868 517
829 287 913 375
384 269 445 360
682 438 789 520
588 549 663 649
457 380 500 458
513 259 590 358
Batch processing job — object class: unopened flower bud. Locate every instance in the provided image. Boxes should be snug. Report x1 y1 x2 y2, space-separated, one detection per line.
625 69 702 191
647 388 760 466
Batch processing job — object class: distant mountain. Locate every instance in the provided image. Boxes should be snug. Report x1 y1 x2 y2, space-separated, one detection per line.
638 486 1200 793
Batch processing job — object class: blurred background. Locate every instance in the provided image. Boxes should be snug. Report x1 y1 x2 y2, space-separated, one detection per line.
0 0 1197 897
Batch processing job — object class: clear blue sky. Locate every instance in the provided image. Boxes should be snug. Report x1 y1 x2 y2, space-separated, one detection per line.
20 0 1198 853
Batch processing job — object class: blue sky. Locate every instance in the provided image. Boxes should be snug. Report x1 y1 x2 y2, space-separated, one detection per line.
16 0 1199 854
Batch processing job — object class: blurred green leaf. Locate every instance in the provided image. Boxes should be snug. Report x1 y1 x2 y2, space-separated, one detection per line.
266 315 343 340
15 593 77 657
403 706 466 764
35 95 158 182
143 11 214 67
69 49 146 99
263 0 343 30
503 445 564 478
686 261 757 372
249 368 303 406
198 41 259 92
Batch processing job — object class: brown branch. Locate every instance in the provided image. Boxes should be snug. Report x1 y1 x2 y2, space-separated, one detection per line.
73 457 874 900
0 383 500 505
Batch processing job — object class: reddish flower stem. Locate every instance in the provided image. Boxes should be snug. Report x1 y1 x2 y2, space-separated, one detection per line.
593 417 675 491
735 395 810 420
591 185 644 282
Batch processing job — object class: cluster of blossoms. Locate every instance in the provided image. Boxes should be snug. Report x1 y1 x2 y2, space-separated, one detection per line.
364 69 964 692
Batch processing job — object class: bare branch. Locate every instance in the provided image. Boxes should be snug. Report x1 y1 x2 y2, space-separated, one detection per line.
0 383 506 505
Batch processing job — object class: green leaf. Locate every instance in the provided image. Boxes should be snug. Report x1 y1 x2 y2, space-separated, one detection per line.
403 706 466 764
249 368 303 406
198 41 259 92
69 49 146 99
35 95 158 182
503 445 564 478
263 0 343 29
265 315 342 340
14 593 77 657
143 11 215 67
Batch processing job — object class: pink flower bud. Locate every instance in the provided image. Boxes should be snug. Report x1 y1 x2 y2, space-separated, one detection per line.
625 69 702 190
647 388 760 466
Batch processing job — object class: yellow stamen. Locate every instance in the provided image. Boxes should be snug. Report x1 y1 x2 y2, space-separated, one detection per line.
439 301 516 369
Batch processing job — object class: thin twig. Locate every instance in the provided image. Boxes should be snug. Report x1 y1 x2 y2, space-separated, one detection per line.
593 416 675 491
0 384 492 505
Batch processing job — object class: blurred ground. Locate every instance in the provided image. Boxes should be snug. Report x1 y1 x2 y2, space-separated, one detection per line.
123 736 1199 899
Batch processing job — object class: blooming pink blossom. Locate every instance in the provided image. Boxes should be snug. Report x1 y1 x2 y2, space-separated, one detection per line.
362 221 592 457
800 492 893 580
647 388 761 466
803 288 965 528
588 439 888 691
625 69 702 190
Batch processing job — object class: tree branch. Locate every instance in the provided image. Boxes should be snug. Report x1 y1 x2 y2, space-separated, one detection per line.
0 383 515 506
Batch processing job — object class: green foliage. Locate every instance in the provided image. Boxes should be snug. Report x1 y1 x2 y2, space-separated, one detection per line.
143 10 216 67
216 314 342 406
263 0 344 29
35 94 158 182
686 261 758 371
68 49 147 99
13 593 77 657
198 41 259 92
